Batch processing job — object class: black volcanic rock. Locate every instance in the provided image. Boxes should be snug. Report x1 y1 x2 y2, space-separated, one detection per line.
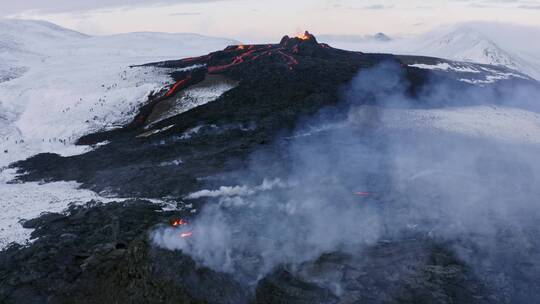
0 200 247 304
256 268 339 304
255 241 495 304
0 201 499 304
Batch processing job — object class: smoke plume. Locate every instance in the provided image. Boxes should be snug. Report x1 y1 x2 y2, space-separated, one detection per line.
152 62 540 299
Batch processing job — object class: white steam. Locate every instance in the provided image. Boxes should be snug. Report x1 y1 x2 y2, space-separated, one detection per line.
152 62 540 298
185 178 287 199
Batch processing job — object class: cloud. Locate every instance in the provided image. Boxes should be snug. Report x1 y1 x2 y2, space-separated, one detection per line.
518 4 540 9
169 12 203 16
363 4 394 10
0 0 230 16
453 0 540 9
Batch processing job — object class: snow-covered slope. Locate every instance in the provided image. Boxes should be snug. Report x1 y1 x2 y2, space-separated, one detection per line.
319 22 540 80
400 25 540 80
0 19 237 248
413 28 517 68
351 105 540 146
0 19 238 167
0 19 88 81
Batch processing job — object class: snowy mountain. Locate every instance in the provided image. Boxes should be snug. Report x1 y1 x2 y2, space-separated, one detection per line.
401 25 540 80
413 28 518 68
0 19 238 167
0 19 87 82
319 22 540 80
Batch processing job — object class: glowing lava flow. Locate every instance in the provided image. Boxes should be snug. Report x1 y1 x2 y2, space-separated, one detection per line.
297 31 311 40
277 50 299 66
354 192 371 197
170 218 193 238
165 76 192 98
207 45 273 73
167 32 321 76
171 218 188 227
180 231 193 238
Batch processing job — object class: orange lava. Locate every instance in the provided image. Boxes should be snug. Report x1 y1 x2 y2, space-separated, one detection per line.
354 192 371 197
171 219 188 227
208 45 273 73
297 31 311 40
180 231 193 238
165 76 192 98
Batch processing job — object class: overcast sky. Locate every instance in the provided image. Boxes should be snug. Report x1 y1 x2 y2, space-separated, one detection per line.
1 0 540 40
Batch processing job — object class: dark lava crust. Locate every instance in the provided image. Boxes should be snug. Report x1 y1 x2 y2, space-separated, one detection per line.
0 200 497 304
2 33 539 303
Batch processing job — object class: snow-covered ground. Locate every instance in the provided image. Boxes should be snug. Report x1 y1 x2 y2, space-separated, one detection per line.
349 105 540 146
0 19 236 248
149 75 238 125
0 19 237 167
0 168 119 248
407 62 530 84
319 22 540 80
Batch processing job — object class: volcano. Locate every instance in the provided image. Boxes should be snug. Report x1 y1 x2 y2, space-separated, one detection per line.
78 30 396 143
76 30 530 147
2 32 539 304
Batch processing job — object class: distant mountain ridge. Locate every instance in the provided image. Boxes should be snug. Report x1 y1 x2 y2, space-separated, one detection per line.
407 26 538 79
318 32 392 43
0 19 89 82
319 23 540 80
0 19 239 83
0 18 239 169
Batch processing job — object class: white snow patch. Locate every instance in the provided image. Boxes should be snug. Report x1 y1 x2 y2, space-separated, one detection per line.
153 81 237 124
159 159 184 167
178 125 207 140
137 124 175 138
0 168 117 249
408 62 529 84
0 168 188 249
350 105 540 145
409 63 480 73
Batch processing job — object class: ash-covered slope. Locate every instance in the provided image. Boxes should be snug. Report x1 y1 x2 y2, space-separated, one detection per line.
2 32 540 304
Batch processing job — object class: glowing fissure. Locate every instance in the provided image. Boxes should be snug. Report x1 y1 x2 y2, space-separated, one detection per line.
165 76 192 98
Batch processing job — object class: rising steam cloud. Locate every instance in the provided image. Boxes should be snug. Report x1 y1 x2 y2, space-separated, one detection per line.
152 62 540 299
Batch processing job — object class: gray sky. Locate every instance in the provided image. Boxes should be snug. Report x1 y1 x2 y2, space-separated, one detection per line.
2 0 540 40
